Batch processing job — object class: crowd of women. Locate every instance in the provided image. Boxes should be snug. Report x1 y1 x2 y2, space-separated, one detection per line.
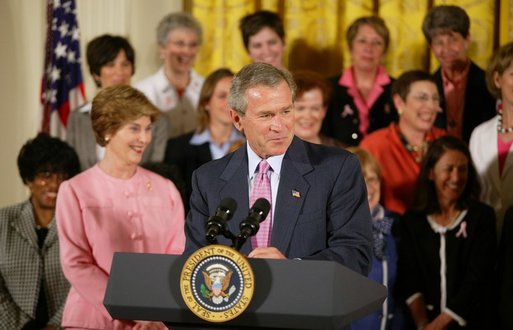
0 4 512 330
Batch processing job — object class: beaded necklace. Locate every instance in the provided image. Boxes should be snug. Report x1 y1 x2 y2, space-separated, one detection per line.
497 101 513 134
397 128 429 163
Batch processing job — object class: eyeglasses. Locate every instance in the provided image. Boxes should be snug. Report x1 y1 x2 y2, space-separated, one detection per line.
410 93 440 104
34 172 68 186
169 40 199 50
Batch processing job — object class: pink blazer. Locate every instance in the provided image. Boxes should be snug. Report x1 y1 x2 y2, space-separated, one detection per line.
56 165 185 329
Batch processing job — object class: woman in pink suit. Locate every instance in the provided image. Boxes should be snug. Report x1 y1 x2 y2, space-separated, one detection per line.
56 85 185 329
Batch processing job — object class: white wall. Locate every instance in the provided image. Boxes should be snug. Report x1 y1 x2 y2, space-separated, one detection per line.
0 0 183 207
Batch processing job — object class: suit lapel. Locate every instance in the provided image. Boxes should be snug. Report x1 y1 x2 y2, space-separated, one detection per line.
11 201 39 251
219 145 251 253
271 138 313 254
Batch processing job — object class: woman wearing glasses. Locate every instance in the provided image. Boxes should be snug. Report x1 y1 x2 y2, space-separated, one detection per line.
135 12 205 139
361 70 446 215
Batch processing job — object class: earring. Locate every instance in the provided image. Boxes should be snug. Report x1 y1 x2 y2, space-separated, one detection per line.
105 136 110 142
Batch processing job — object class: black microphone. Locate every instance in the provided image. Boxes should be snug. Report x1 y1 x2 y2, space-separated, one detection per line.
233 198 271 250
205 197 237 244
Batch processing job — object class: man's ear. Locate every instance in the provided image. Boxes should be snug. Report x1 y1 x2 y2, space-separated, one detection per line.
230 109 244 132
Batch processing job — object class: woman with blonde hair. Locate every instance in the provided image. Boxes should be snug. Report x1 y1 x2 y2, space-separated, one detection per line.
470 41 513 237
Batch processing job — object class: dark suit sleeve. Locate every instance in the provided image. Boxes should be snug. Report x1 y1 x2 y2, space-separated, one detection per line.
184 169 210 253
302 154 373 276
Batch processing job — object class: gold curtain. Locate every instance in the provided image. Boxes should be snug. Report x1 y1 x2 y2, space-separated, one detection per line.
189 0 510 78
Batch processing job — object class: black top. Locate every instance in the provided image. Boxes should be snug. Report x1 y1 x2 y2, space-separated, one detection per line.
322 75 397 146
499 207 513 330
397 202 497 329
433 61 496 143
164 131 213 210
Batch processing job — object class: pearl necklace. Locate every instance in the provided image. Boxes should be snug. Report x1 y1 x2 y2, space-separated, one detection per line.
497 111 513 134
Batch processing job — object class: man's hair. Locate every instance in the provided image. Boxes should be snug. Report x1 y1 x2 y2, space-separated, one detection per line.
157 12 203 47
86 34 135 87
239 10 285 51
422 5 470 44
17 133 80 184
91 85 160 146
228 62 296 115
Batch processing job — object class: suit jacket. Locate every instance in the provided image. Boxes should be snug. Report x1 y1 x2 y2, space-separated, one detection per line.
67 103 170 171
322 74 397 146
0 200 69 329
469 115 513 235
185 137 373 275
433 61 496 143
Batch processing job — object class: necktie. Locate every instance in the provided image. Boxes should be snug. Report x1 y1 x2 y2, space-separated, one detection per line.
250 160 272 248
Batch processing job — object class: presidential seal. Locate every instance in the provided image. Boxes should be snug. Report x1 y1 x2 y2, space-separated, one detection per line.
180 244 254 322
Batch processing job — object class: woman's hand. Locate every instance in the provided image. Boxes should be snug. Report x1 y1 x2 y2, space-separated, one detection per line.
133 320 167 330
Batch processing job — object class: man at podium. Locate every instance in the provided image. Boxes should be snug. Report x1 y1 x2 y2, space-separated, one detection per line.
184 62 372 276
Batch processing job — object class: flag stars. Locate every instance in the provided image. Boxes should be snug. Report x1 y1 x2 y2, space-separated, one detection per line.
54 42 67 58
67 51 76 62
46 89 58 104
51 17 58 31
50 66 61 82
58 22 69 38
62 1 72 13
71 27 80 41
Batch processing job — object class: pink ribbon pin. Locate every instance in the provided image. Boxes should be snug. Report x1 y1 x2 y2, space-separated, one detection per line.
456 221 467 238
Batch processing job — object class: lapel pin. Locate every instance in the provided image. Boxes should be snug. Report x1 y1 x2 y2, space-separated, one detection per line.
292 190 301 198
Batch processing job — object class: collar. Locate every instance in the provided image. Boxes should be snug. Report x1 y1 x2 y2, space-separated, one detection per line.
190 128 243 146
78 102 92 113
441 59 471 86
156 66 203 94
246 142 284 178
338 65 391 88
427 209 468 234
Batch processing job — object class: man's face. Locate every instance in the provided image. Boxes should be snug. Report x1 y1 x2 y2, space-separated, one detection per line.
231 81 295 159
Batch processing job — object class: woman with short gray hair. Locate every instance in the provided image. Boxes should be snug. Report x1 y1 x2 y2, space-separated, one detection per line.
136 12 205 139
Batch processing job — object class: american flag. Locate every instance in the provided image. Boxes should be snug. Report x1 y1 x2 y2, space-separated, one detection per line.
41 0 86 138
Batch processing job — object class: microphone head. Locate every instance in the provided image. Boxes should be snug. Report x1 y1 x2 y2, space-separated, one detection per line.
219 197 237 217
252 198 271 222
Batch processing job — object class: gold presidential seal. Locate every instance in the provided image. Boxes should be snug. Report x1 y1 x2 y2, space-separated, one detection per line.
180 244 255 322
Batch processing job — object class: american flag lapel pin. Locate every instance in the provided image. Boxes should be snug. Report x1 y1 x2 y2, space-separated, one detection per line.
292 189 301 198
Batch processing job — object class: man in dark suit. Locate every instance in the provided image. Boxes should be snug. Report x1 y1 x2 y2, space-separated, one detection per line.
185 62 372 276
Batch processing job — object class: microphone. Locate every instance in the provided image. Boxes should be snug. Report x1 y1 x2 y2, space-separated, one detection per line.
205 197 237 244
233 198 271 250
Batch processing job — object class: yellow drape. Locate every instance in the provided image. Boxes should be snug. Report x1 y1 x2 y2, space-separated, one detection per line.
190 0 510 78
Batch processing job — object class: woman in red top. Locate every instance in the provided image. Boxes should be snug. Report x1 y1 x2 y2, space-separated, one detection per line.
361 70 446 214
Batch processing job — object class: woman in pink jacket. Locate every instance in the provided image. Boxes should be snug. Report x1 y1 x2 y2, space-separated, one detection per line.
56 85 185 329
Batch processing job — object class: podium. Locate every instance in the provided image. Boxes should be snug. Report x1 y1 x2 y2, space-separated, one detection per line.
104 252 386 329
